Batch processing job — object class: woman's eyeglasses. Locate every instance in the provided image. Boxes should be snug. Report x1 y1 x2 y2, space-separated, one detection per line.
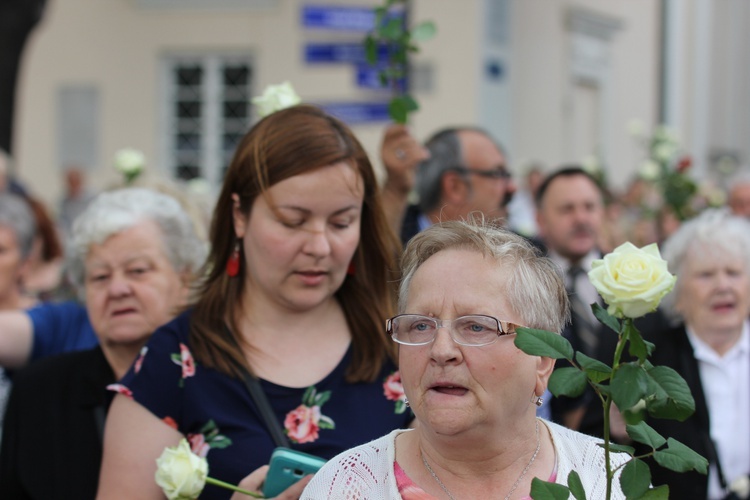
386 314 522 347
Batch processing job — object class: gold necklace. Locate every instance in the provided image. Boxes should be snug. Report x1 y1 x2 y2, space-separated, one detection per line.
420 419 541 500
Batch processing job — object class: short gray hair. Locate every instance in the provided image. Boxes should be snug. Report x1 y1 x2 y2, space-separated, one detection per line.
660 208 750 323
0 193 36 259
67 187 207 294
398 218 569 333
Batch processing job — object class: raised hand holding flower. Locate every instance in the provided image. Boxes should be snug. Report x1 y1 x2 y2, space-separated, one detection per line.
514 242 707 499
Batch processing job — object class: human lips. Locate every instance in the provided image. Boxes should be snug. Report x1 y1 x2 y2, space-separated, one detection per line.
111 306 138 317
428 381 469 396
294 269 329 285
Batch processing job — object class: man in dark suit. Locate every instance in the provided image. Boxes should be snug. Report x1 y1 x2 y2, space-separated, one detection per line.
534 166 607 428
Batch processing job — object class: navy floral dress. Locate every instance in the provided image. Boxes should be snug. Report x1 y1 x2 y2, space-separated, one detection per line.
112 311 411 499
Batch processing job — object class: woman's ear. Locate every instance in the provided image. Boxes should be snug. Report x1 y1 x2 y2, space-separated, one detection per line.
231 193 247 239
535 356 555 396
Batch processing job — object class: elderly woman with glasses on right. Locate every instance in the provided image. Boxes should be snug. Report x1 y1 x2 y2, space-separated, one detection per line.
303 219 627 499
583 208 750 500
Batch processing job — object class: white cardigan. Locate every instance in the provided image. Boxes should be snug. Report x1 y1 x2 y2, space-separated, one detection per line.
302 420 627 499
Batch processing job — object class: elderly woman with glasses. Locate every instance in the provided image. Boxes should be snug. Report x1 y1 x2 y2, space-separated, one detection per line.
303 219 627 499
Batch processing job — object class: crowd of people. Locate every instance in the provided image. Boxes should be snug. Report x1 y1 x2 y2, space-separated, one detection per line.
0 99 748 500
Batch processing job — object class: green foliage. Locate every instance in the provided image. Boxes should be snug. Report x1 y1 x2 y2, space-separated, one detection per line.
514 304 708 498
363 0 435 124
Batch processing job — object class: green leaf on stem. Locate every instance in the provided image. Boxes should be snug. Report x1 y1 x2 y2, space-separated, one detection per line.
653 438 708 474
566 471 587 500
514 327 574 360
388 95 419 124
606 442 636 455
381 18 404 40
411 21 436 41
548 367 588 397
610 363 649 410
620 458 651 499
364 35 378 65
644 365 695 421
575 352 612 383
626 421 666 450
635 485 670 499
592 302 621 333
529 478 571 499
626 322 653 363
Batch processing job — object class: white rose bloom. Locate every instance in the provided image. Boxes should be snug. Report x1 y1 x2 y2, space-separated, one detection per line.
626 119 645 138
639 160 661 181
114 148 145 175
155 439 208 500
252 81 301 118
589 242 676 319
653 142 676 163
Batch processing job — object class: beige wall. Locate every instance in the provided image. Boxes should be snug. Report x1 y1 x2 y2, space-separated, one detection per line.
14 0 708 209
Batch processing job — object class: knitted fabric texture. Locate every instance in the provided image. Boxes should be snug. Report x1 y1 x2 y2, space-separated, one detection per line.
302 420 628 499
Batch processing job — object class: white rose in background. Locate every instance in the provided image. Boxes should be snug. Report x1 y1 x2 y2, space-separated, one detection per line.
155 439 207 500
626 118 645 138
638 159 660 181
114 148 145 185
589 242 676 319
252 81 301 118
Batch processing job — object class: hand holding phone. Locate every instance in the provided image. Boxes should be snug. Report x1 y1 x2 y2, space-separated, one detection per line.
262 448 327 498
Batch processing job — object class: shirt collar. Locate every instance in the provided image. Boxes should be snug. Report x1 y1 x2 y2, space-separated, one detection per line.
686 320 750 362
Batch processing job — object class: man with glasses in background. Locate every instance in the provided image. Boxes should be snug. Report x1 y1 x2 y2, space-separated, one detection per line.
380 126 516 244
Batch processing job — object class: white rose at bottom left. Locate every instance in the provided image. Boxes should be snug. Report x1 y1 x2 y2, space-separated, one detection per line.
155 438 208 500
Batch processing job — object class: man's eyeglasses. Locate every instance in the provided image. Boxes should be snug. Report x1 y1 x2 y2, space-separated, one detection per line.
454 167 512 180
386 314 522 347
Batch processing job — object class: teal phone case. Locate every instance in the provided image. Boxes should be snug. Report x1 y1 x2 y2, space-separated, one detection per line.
262 448 327 497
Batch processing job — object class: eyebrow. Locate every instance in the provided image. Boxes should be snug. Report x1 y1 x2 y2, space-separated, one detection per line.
275 204 362 216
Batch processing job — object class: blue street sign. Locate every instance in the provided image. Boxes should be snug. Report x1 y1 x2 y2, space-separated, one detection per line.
355 63 406 90
319 102 391 124
302 5 376 31
304 42 390 64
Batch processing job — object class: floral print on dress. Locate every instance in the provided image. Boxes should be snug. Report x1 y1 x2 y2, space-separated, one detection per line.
171 343 196 387
106 383 133 398
383 371 408 414
186 419 232 458
134 346 148 374
283 386 335 444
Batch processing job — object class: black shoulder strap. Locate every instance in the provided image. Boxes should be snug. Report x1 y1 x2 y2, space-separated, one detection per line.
224 325 290 449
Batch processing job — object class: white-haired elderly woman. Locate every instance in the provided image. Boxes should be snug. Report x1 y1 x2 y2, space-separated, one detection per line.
303 219 627 499
601 208 750 500
0 193 38 431
0 187 206 499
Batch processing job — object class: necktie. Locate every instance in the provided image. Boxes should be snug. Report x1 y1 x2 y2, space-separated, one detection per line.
567 266 599 357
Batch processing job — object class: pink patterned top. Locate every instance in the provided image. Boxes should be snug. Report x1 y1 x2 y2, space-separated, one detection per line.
394 461 558 500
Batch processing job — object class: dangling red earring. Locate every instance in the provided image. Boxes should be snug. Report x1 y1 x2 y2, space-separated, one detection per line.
347 260 356 276
226 241 241 277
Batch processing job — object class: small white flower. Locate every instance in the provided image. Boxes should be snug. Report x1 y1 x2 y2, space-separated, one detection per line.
653 142 676 163
114 148 145 175
581 154 601 174
730 474 750 499
252 81 301 118
639 159 661 181
627 119 646 138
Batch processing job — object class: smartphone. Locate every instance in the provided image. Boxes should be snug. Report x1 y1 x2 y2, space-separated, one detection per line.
262 447 327 497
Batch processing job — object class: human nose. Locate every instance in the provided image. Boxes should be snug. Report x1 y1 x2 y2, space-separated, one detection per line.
429 323 462 364
302 229 332 258
107 273 132 298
